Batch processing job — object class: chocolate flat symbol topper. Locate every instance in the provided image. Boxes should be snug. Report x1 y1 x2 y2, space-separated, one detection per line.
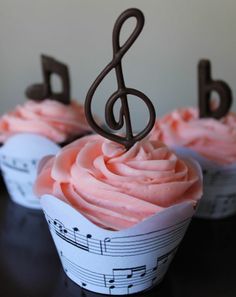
198 59 232 119
85 8 156 149
25 55 70 105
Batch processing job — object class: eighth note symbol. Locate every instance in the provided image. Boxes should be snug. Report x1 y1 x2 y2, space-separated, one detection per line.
85 8 156 149
25 54 70 105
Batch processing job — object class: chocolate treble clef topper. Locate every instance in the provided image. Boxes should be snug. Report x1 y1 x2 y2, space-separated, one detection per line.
198 59 232 119
85 8 156 149
25 54 70 105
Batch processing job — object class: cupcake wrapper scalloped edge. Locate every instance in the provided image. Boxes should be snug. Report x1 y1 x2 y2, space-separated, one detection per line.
40 194 197 295
0 133 60 209
172 146 236 219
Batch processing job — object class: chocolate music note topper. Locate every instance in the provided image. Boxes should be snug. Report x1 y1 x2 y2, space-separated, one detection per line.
198 59 232 119
85 8 156 149
25 54 70 105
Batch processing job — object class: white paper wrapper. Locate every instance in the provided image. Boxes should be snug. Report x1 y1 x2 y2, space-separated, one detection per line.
41 195 196 295
0 133 60 209
172 146 236 219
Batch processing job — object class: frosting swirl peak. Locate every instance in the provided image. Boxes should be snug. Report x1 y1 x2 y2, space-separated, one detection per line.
152 107 236 165
35 135 202 230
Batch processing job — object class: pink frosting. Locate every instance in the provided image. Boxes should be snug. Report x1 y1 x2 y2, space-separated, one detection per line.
151 107 236 165
34 134 202 230
0 100 92 143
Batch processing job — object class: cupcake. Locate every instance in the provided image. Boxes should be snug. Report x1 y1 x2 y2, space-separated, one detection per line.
36 134 202 295
35 8 202 295
0 54 92 146
0 55 92 209
151 61 236 219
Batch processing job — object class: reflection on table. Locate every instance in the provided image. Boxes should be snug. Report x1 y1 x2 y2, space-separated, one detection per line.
0 181 60 296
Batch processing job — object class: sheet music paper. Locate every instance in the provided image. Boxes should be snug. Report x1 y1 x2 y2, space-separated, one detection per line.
0 133 60 209
41 195 196 295
172 146 236 219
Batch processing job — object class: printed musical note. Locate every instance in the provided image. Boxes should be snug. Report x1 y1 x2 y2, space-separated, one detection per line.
60 251 108 288
85 8 156 149
153 247 178 281
49 219 91 252
162 248 177 261
44 212 190 257
59 247 178 294
152 248 177 271
25 55 70 105
100 218 189 257
2 175 38 204
203 168 236 187
107 265 146 284
109 285 115 294
127 284 133 294
73 227 80 248
0 154 37 174
214 193 236 214
104 237 111 253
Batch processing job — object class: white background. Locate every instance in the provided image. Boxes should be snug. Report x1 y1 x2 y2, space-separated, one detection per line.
0 0 236 130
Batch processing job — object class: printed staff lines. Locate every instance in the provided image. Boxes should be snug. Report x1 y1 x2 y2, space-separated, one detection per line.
216 193 236 201
0 155 37 173
203 168 236 187
60 250 175 289
3 177 35 199
103 228 185 253
55 221 184 252
106 223 186 245
63 257 105 286
46 213 190 257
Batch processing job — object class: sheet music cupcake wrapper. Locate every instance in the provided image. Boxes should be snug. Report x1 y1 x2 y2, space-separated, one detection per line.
172 146 236 219
0 133 60 209
41 195 195 295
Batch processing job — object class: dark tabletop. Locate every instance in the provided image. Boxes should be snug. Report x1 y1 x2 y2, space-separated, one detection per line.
0 175 236 297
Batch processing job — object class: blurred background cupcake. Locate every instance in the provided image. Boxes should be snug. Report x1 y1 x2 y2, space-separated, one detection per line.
0 54 93 146
0 55 93 209
151 60 236 219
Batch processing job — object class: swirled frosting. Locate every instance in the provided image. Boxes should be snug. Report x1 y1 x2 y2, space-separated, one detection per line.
0 100 92 143
34 134 202 230
151 107 236 165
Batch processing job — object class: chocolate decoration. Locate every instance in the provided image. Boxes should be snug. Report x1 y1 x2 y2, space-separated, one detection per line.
25 55 70 105
85 8 156 149
198 59 232 119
